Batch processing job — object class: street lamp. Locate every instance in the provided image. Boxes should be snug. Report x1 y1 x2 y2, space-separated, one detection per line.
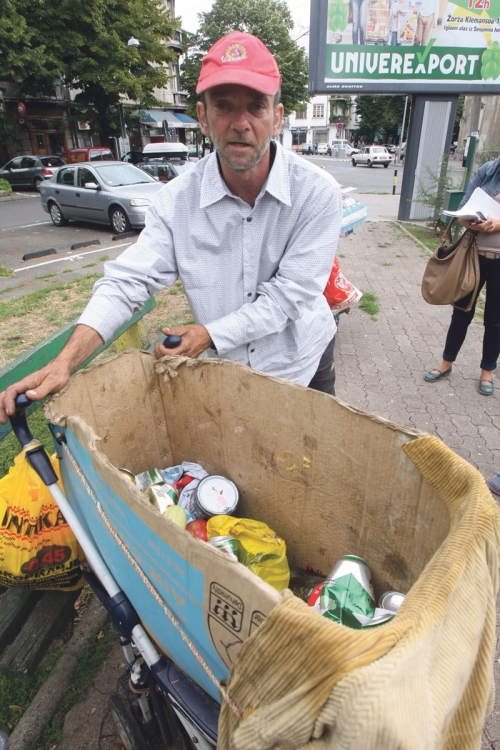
127 36 140 47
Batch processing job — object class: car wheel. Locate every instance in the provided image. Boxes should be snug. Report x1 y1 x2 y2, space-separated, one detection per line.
367 160 373 167
384 162 389 168
49 202 68 227
34 177 43 191
352 158 357 167
110 206 131 234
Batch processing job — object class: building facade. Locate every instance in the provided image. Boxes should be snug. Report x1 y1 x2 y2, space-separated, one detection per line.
283 94 359 151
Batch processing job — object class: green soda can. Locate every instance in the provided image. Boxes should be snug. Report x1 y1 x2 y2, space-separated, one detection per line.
318 555 375 629
208 536 241 562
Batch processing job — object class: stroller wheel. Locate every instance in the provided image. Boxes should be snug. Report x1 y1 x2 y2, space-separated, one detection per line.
109 694 148 750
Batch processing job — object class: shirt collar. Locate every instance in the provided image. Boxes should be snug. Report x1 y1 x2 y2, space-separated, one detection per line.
199 141 292 209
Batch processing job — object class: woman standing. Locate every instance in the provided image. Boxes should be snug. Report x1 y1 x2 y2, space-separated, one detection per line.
424 158 500 395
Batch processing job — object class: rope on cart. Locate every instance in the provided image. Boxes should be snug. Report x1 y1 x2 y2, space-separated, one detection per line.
61 442 243 720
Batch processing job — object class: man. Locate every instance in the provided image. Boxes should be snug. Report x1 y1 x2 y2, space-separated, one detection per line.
0 31 342 424
413 0 439 46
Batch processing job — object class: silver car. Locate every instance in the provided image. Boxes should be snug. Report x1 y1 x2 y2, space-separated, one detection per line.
40 162 164 233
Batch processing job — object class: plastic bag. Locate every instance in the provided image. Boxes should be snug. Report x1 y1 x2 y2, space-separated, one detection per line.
207 515 290 592
0 448 84 590
323 256 363 314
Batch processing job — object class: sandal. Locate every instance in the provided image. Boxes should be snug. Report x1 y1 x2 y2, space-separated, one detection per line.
479 378 494 396
424 366 452 382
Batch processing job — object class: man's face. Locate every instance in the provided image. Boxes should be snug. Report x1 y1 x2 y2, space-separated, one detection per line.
197 84 283 172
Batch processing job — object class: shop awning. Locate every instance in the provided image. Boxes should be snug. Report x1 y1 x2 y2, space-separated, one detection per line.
138 110 200 129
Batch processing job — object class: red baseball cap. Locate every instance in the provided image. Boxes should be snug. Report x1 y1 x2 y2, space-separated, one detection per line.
196 31 281 96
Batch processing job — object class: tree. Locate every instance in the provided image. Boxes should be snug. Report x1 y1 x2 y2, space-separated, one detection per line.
355 95 406 143
180 0 309 117
0 0 180 145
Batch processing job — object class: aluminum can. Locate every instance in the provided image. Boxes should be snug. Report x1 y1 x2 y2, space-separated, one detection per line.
328 555 375 600
378 591 405 612
195 475 239 519
362 611 395 627
146 483 178 514
118 468 136 484
209 535 240 562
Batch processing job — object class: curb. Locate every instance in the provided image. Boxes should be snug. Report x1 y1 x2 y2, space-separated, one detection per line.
9 595 109 750
395 221 434 255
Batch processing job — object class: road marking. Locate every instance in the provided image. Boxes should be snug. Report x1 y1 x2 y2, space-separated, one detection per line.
13 241 134 273
17 221 53 228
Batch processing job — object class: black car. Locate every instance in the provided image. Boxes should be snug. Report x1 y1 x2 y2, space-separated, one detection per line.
0 155 65 191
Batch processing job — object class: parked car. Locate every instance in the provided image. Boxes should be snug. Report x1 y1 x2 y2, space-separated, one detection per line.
299 144 314 155
352 146 392 168
330 141 359 156
188 144 202 158
40 162 164 233
0 155 65 191
316 143 329 155
62 147 115 163
137 159 195 182
382 144 397 154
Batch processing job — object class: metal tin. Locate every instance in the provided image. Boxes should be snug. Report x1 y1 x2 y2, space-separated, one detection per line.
378 591 405 612
118 468 136 484
195 476 239 519
135 468 164 491
328 555 375 600
208 536 240 562
362 612 395 627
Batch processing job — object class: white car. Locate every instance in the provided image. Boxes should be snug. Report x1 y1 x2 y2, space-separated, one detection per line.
316 144 329 155
330 141 359 156
352 146 391 168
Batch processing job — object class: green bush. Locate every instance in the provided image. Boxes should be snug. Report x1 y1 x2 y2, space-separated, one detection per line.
0 179 12 194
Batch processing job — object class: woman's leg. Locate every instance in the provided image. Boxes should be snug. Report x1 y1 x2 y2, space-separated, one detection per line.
480 257 500 375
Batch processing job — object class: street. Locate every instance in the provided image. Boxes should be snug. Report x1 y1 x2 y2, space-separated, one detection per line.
302 154 405 192
0 192 138 301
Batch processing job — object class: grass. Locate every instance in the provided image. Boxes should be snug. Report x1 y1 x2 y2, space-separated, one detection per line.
0 265 14 278
377 243 390 248
98 255 109 262
27 621 117 750
0 409 54 478
399 223 441 252
359 291 380 321
82 263 96 268
36 274 56 280
0 274 100 324
338 253 346 258
0 287 14 296
381 262 393 267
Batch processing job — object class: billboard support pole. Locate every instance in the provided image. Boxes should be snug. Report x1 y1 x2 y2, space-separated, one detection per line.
398 94 458 222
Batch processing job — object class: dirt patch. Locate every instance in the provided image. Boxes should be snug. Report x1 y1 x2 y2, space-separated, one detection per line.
0 277 192 369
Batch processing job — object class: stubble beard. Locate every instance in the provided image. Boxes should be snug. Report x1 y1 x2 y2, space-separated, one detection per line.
210 132 272 172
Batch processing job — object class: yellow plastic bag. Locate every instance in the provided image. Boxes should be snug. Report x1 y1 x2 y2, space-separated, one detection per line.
207 515 290 592
0 448 84 590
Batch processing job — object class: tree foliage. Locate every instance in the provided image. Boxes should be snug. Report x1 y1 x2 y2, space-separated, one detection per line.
180 0 309 117
355 95 407 143
0 0 180 143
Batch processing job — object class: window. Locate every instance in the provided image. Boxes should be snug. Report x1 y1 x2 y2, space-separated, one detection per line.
312 105 325 118
295 109 307 119
21 157 36 168
41 157 65 167
6 159 22 170
78 167 97 187
57 167 75 185
89 149 113 161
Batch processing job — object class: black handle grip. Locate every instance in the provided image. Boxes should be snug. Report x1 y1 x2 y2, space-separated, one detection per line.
163 334 182 349
11 393 58 486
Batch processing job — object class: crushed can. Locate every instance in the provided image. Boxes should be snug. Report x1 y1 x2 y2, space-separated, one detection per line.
378 591 405 612
208 536 241 562
315 555 376 629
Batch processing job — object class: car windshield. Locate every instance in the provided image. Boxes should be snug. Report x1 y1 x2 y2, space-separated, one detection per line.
41 157 65 167
373 148 386 153
170 161 194 175
94 164 156 186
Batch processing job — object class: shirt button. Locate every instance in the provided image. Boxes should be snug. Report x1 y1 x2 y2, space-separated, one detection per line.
250 348 255 353
247 292 252 297
246 216 252 222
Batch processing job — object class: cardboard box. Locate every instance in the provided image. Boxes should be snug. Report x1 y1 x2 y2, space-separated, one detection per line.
46 350 449 701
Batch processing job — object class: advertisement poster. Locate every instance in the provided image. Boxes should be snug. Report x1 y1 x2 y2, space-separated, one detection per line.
310 0 500 92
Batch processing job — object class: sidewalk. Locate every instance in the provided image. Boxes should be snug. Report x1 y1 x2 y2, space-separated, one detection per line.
52 196 499 749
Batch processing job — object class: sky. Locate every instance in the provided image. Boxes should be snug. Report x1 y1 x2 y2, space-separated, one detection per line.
178 0 311 37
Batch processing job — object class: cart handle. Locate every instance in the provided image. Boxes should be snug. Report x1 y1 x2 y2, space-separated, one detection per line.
163 334 182 349
11 393 58 486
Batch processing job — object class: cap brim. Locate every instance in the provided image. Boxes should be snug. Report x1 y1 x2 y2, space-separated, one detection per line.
196 69 280 95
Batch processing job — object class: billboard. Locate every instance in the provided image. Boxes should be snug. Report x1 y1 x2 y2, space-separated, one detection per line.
309 0 500 92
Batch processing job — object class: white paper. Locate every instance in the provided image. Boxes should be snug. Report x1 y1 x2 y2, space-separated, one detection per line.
443 187 500 221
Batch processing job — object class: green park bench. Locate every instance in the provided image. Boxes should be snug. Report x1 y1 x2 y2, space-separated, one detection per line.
0 295 156 676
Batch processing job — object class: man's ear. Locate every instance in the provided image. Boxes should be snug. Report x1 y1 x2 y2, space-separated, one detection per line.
197 100 210 137
273 103 284 138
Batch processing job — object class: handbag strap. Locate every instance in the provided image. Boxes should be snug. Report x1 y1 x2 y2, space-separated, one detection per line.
442 218 477 247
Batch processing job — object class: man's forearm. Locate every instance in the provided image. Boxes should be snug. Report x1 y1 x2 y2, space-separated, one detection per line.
54 324 104 373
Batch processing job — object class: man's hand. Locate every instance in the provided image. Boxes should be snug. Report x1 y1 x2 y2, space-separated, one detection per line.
154 324 213 359
0 363 71 424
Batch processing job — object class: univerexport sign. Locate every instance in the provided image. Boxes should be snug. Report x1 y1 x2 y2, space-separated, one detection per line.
309 0 500 93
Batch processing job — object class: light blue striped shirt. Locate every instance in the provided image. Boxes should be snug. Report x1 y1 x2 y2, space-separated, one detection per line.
79 143 342 385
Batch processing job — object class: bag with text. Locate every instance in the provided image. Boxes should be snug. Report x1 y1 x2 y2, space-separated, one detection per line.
0 448 84 590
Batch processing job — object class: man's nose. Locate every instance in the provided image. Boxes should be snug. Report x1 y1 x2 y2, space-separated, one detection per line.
230 107 250 131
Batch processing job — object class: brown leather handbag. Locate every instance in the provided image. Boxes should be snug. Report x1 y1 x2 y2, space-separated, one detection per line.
421 220 480 312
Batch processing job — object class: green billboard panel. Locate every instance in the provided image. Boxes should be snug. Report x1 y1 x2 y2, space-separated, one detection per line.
309 0 500 93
